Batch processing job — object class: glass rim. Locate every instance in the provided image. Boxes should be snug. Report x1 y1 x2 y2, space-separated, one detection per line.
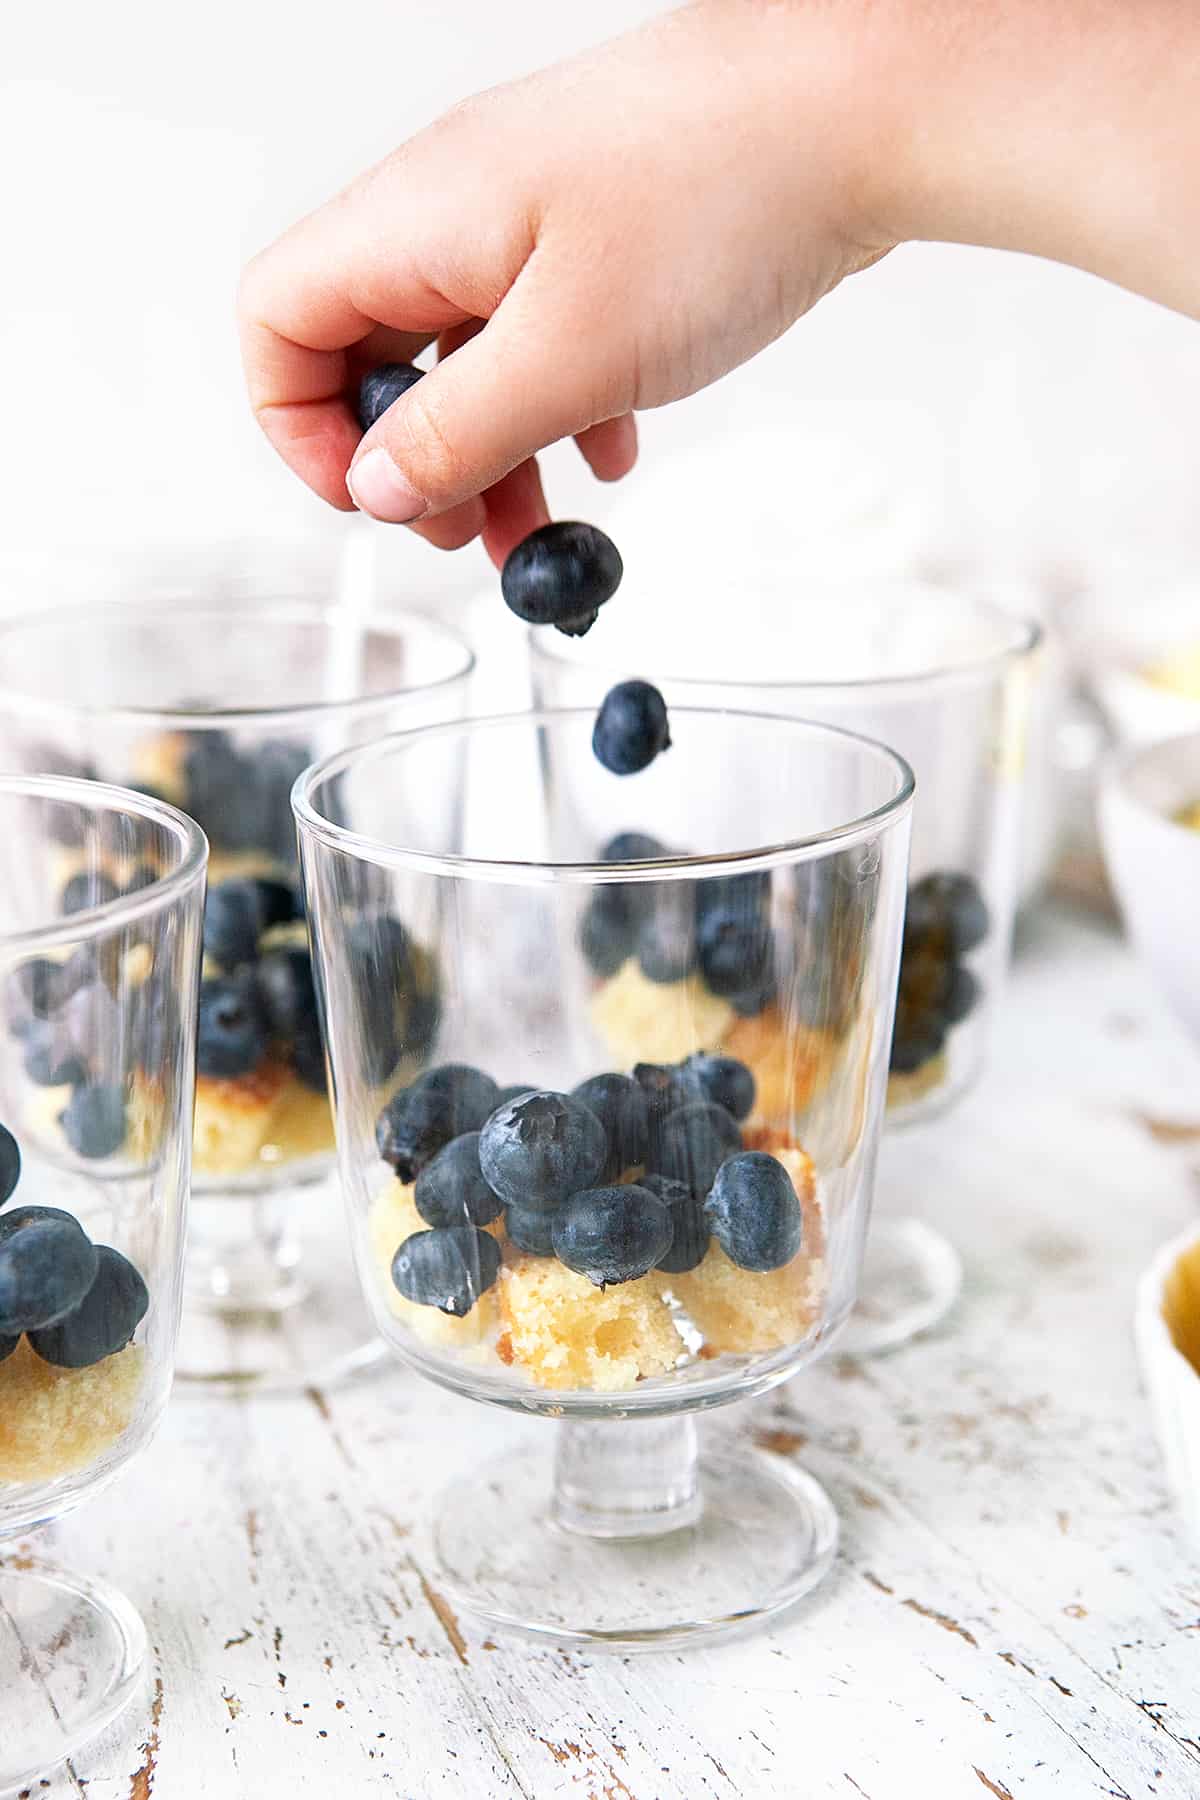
528 586 1042 695
0 772 208 953
0 597 476 730
292 705 916 886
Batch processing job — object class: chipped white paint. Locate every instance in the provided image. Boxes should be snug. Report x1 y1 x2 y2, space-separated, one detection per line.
18 904 1200 1800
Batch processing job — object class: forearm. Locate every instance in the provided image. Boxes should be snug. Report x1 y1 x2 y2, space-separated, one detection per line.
854 0 1200 318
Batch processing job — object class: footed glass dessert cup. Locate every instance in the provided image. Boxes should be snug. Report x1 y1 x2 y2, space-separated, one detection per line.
295 708 913 1648
0 598 473 1391
0 774 204 1793
532 580 1040 1352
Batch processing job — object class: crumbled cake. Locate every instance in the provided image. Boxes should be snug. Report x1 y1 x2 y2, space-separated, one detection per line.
369 1179 502 1349
886 1050 948 1110
718 1006 833 1118
497 1250 685 1391
189 1058 334 1178
590 960 734 1065
0 1340 144 1486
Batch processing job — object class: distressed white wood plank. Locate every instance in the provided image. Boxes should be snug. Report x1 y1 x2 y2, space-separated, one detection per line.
16 903 1200 1800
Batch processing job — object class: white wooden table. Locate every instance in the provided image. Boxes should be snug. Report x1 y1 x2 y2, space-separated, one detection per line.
18 901 1200 1800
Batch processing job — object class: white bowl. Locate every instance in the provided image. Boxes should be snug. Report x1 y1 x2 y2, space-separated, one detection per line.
1098 731 1200 1041
1136 1225 1200 1545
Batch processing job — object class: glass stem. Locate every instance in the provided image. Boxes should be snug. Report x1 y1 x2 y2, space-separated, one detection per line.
552 1416 703 1541
186 1193 306 1314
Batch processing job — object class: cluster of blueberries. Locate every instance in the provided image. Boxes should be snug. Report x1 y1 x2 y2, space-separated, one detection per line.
196 875 324 1085
890 871 988 1076
375 1053 804 1321
0 1123 149 1368
143 729 312 865
580 833 776 1016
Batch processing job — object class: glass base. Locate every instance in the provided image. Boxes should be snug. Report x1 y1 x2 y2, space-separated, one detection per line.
0 1560 145 1796
432 1441 838 1650
839 1217 963 1356
177 1177 387 1394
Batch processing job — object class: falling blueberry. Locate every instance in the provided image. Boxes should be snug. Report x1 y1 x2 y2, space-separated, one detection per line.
705 1152 803 1272
551 1185 673 1287
391 1226 501 1317
357 363 424 434
592 681 671 776
501 522 623 637
28 1245 149 1368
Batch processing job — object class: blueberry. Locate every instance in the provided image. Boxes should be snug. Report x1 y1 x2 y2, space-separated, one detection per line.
0 1125 19 1207
390 1226 501 1317
414 1132 504 1229
257 946 318 1043
255 740 313 864
292 1017 328 1092
182 734 262 851
601 831 669 864
943 963 981 1025
60 1084 127 1160
705 1151 803 1272
22 1020 87 1089
28 1245 148 1368
0 1334 16 1363
376 1064 500 1184
494 1082 539 1108
696 878 772 999
656 1102 743 1198
552 1185 673 1287
730 976 776 1018
592 681 671 776
0 1206 99 1335
632 1060 704 1165
682 1053 756 1123
254 877 303 930
203 878 267 970
905 871 989 958
571 1073 649 1179
131 982 172 1078
346 914 417 1084
501 521 623 637
642 1172 710 1274
357 362 424 433
504 1204 557 1257
578 888 635 977
61 870 121 916
635 888 695 984
889 1001 946 1075
58 979 124 1068
5 958 62 1031
196 975 270 1079
478 1090 606 1213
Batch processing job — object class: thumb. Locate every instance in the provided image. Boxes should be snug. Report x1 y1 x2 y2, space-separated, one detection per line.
346 283 617 523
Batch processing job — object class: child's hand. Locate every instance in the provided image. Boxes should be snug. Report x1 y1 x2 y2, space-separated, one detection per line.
237 2 892 566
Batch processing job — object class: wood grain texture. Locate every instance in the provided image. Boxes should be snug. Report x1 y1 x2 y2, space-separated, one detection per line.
14 905 1200 1800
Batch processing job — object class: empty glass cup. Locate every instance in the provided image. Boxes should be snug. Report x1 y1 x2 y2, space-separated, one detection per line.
0 774 204 1791
532 578 1040 1351
0 597 474 1390
295 708 912 1647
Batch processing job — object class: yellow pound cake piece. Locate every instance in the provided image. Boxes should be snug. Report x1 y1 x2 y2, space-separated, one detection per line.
0 1341 144 1486
591 960 734 1067
191 1058 333 1177
498 1252 685 1391
668 1145 825 1355
886 1049 948 1111
718 1007 833 1121
368 1180 500 1350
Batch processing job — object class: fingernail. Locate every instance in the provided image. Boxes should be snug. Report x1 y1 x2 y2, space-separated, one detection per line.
347 448 427 523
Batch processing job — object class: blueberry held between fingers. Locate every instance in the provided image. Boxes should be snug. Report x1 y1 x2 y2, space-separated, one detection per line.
478 1090 606 1213
60 1083 127 1160
656 1102 743 1198
571 1073 649 1179
682 1053 756 1123
592 681 671 776
414 1132 504 1229
0 1124 20 1207
0 1206 99 1334
501 521 623 637
357 362 424 433
376 1064 501 1184
196 975 270 1079
641 1171 709 1274
705 1151 803 1272
391 1226 501 1317
28 1245 149 1368
552 1185 672 1287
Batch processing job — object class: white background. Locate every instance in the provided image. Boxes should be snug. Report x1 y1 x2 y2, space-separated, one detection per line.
3 0 1200 602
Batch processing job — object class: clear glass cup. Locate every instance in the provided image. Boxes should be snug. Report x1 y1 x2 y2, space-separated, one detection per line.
531 578 1040 1352
0 598 474 1391
0 774 204 1791
295 708 912 1647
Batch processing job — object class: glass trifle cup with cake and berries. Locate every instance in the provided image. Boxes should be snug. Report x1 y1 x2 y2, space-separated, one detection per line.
0 773 204 1791
294 708 913 1648
0 596 474 1389
532 577 1040 1353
